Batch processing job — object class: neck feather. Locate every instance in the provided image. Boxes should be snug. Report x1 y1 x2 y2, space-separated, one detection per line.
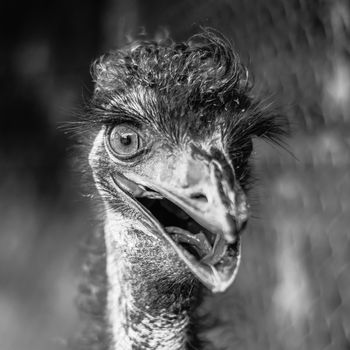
104 210 201 350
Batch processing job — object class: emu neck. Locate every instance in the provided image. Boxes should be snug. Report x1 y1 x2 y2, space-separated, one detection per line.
105 210 199 350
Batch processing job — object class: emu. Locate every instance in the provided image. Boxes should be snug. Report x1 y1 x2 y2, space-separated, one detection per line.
78 30 285 350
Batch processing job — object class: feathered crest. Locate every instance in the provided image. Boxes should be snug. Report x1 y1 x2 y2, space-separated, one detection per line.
92 28 249 100
84 28 287 145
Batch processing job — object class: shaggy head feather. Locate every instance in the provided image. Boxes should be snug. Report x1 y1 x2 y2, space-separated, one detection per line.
85 29 286 189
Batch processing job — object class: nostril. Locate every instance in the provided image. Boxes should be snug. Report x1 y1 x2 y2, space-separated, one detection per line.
190 193 208 203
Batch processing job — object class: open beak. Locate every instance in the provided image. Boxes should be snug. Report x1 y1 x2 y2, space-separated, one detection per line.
111 145 248 292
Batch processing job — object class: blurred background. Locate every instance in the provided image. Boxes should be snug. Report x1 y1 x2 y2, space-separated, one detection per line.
0 0 349 349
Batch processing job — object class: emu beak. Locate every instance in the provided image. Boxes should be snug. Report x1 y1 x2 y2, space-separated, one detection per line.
112 145 248 292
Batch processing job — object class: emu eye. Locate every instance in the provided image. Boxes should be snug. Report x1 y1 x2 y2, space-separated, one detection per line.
107 125 142 159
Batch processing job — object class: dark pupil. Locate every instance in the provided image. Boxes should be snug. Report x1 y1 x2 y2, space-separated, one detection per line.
120 134 132 146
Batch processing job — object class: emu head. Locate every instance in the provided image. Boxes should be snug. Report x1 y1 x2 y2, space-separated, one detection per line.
87 31 285 293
